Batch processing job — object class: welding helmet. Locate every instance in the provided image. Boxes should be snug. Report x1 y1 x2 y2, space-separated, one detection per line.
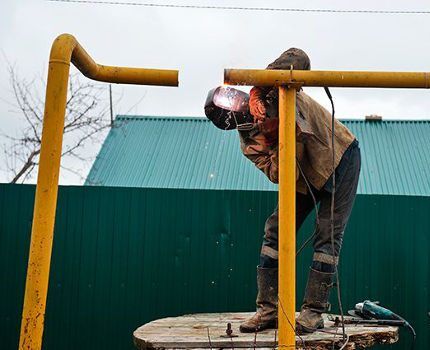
204 86 253 130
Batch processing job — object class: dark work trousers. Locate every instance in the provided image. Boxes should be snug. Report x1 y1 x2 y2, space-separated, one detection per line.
260 141 361 269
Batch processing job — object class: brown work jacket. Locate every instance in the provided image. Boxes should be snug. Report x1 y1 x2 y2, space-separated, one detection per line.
239 90 356 194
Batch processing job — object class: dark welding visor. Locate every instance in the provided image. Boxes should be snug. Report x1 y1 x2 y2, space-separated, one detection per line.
204 86 253 130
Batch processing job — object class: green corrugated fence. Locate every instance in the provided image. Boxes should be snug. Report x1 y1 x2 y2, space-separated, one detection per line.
0 184 428 349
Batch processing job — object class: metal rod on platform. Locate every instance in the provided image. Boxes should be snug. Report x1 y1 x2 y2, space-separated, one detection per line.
19 33 178 350
278 86 296 348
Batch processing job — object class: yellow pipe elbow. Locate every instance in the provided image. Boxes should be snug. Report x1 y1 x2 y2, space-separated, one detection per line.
50 33 179 86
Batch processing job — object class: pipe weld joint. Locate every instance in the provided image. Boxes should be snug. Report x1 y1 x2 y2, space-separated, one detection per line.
49 59 71 66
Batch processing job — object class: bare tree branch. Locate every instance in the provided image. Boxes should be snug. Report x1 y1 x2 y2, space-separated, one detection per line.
11 149 40 184
60 164 86 182
1 64 112 183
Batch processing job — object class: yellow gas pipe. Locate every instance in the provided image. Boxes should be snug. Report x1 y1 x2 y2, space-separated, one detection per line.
19 33 178 350
225 69 430 88
224 67 430 349
278 86 296 347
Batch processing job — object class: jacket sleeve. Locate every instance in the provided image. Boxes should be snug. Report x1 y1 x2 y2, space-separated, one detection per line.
238 129 279 184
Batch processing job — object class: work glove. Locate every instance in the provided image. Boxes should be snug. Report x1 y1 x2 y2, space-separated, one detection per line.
249 87 267 123
258 118 279 145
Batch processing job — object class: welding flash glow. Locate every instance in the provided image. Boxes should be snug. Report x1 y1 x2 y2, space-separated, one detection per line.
214 87 234 110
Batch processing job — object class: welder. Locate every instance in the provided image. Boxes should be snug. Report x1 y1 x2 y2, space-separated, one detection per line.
236 48 361 334
204 48 361 334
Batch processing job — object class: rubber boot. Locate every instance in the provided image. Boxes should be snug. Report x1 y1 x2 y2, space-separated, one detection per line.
296 268 334 334
239 267 278 333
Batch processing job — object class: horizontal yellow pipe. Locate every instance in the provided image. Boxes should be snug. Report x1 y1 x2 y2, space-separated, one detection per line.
52 33 179 86
225 69 430 88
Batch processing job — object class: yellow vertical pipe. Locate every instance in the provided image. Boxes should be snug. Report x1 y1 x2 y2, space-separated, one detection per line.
19 56 71 349
278 86 296 348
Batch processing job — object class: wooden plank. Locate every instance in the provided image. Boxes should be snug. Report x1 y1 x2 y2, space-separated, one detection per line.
133 312 399 349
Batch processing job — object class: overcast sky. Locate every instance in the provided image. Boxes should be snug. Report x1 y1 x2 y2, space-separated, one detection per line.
1 0 430 184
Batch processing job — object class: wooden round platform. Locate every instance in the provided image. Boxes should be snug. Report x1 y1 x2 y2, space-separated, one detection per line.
133 312 399 349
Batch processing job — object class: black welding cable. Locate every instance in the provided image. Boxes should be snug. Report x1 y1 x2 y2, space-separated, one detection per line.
294 88 348 348
295 89 347 348
322 89 417 350
278 297 307 349
407 322 417 350
293 89 415 350
324 86 347 346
